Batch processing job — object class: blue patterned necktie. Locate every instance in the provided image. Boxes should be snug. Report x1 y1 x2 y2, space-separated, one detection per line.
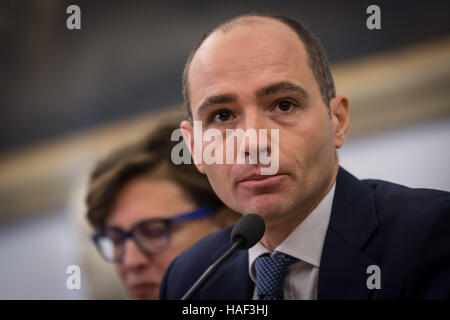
254 253 299 300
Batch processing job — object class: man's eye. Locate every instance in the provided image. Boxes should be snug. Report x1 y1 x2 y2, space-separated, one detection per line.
212 110 232 122
275 100 296 112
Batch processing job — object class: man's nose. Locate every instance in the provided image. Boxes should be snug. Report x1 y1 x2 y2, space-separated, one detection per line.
239 108 271 161
121 239 149 271
240 107 266 131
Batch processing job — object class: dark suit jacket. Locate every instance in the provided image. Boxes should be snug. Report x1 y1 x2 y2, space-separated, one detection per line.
160 167 450 299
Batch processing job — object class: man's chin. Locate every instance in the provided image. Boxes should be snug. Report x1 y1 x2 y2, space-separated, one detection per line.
237 194 286 217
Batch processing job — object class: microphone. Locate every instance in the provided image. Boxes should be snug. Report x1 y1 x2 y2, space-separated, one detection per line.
181 213 265 300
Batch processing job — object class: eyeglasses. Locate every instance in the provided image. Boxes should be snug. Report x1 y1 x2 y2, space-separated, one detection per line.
91 207 215 263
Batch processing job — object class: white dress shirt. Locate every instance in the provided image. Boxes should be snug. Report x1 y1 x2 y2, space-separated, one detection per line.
248 182 336 300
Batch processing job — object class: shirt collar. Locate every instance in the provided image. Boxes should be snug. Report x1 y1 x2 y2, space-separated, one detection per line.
248 181 336 282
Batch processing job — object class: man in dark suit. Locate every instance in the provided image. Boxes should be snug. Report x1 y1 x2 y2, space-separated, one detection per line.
160 14 450 299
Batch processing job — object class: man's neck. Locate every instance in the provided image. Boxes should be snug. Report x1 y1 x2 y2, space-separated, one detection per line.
260 164 339 251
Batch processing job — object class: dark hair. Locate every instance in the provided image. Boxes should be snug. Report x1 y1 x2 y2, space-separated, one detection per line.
182 13 336 120
86 118 222 230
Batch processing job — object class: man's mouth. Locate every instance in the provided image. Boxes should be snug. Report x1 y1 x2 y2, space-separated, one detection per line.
237 173 287 189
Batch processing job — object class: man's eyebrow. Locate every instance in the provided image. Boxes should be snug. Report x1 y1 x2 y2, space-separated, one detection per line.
196 93 239 117
255 81 308 98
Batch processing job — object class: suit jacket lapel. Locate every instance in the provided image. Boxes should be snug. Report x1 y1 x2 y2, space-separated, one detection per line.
318 167 379 299
199 245 254 299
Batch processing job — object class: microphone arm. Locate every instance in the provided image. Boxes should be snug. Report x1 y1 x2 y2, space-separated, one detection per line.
181 238 244 300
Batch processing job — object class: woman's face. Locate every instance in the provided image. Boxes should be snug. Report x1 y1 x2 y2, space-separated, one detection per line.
106 176 220 300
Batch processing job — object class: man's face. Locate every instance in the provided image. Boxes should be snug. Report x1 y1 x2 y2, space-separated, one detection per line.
182 18 348 227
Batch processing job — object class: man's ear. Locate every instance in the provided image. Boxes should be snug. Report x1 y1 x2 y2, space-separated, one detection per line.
329 94 350 149
180 120 205 174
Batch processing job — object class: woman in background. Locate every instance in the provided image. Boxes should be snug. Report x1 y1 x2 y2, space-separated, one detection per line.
85 120 239 299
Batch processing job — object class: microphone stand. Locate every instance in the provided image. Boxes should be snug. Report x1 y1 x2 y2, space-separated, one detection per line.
181 238 243 300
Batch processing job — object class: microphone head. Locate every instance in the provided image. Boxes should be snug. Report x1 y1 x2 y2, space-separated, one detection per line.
230 214 265 250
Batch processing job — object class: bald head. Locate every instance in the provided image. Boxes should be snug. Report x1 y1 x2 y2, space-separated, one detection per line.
182 14 335 120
